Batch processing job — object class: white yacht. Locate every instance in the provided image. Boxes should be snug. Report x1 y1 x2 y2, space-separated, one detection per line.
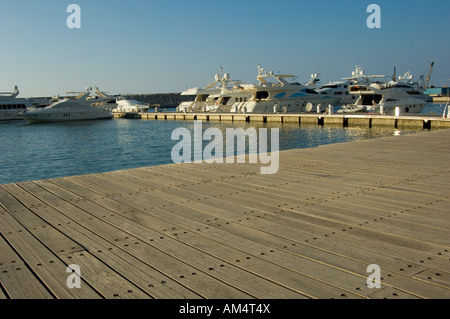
204 77 254 113
317 65 388 105
20 88 113 123
0 86 50 121
177 71 250 112
177 80 219 112
231 65 338 113
0 86 27 121
317 81 356 105
111 97 150 113
338 81 427 114
395 71 432 102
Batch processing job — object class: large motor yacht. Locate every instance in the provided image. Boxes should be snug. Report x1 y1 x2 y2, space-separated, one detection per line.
338 81 427 114
177 70 251 113
317 65 388 105
394 71 432 102
231 66 338 113
317 81 356 105
20 87 113 123
0 86 50 121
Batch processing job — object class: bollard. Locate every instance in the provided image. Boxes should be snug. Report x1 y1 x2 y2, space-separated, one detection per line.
328 104 333 115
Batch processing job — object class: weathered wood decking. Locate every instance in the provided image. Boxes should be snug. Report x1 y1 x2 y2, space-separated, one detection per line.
1 128 450 299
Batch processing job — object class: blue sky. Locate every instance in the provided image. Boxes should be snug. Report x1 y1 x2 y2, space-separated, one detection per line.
0 0 448 97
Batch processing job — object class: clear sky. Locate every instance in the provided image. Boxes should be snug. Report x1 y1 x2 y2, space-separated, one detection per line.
1 0 448 97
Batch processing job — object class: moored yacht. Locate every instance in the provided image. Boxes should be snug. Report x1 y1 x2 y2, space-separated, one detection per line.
317 65 388 105
0 86 50 121
317 81 356 105
20 87 113 123
0 86 27 121
112 97 150 113
395 71 432 102
177 70 250 112
178 86 221 113
231 65 337 113
338 81 427 114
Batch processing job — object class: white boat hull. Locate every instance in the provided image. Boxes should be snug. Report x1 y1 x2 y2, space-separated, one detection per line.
233 97 336 113
20 111 113 123
0 110 23 121
339 100 426 114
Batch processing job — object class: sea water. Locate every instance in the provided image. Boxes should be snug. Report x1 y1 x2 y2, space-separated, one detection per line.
0 103 443 185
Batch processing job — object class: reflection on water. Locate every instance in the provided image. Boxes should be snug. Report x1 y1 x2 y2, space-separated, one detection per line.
0 118 427 184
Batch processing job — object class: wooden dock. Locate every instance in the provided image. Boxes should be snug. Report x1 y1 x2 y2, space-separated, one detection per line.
114 112 450 130
1 128 450 299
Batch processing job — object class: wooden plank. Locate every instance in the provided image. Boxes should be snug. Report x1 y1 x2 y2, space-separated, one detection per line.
0 184 155 299
59 177 311 299
60 251 152 299
70 172 450 298
414 268 450 289
368 287 421 299
142 166 450 252
46 175 362 300
107 165 450 277
26 182 260 299
0 228 53 299
0 206 101 299
71 194 365 298
167 160 450 228
0 186 85 255
31 204 201 299
49 179 363 298
128 156 450 246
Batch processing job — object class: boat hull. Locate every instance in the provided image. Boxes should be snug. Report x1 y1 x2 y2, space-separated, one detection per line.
0 111 23 121
338 102 426 114
20 111 113 123
233 97 337 113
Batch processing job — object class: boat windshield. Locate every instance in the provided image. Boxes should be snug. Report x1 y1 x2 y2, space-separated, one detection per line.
48 100 89 109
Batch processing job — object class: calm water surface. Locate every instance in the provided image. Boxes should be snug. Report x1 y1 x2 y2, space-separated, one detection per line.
0 114 434 184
